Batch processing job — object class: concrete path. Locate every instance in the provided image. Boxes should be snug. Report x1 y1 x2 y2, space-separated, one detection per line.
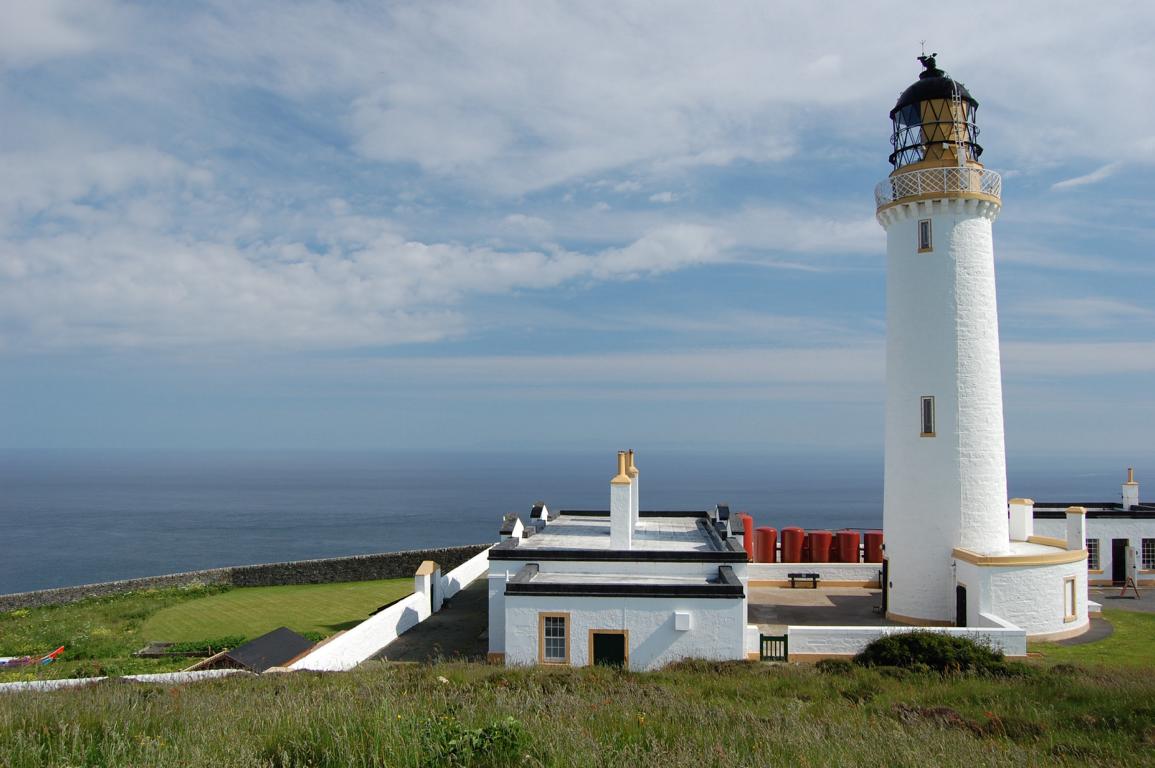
367 578 488 663
1090 586 1153 613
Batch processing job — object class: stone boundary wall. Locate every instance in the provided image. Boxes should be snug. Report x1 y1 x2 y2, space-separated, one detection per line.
0 544 490 612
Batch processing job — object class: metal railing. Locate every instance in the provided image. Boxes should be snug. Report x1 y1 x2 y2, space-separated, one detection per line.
875 167 1002 208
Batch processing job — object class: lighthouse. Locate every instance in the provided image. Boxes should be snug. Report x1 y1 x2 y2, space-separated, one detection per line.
877 55 1009 624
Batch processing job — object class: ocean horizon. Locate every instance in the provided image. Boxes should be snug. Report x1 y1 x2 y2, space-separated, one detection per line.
0 449 1138 594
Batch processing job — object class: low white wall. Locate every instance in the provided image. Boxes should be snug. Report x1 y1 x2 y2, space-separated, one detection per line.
444 547 491 601
291 592 427 671
504 595 746 671
292 546 492 672
0 669 249 694
747 563 881 584
787 624 1027 659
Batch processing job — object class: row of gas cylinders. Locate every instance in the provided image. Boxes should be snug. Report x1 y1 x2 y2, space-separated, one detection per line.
732 514 883 563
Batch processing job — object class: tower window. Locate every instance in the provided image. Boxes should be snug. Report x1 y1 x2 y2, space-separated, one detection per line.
920 396 935 437
1086 539 1100 570
918 219 933 252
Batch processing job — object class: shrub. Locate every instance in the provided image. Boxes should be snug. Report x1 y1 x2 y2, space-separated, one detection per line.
419 714 527 767
854 632 1004 674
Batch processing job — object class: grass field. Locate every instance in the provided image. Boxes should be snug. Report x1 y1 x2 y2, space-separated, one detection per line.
141 579 412 642
1029 608 1155 668
1 658 1153 766
0 579 410 681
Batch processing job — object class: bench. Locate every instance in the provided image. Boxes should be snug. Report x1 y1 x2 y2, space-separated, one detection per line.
787 572 820 589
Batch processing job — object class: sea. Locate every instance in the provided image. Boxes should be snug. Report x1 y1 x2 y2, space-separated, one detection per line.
0 450 1133 594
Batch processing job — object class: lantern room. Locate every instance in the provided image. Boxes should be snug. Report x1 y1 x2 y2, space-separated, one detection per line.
889 54 982 170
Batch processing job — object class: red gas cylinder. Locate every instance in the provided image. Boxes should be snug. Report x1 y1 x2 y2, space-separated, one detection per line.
836 530 861 563
738 513 754 562
807 530 833 563
863 530 884 563
781 527 805 563
828 536 839 562
754 527 777 563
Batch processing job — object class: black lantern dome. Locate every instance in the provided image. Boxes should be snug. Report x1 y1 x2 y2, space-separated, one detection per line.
889 55 982 170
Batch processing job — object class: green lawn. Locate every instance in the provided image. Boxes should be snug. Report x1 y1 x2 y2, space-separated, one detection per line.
141 579 412 642
1029 608 1155 668
0 579 411 681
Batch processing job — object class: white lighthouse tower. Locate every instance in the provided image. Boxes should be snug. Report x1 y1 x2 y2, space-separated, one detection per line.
877 55 1009 624
876 57 1089 639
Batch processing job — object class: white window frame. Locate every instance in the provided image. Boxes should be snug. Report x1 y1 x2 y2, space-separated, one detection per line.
1142 538 1155 570
1086 538 1100 570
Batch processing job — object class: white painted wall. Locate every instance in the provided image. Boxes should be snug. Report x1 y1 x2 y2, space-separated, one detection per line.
747 563 880 583
1035 517 1155 582
881 196 1008 624
788 623 1026 658
504 595 746 670
444 547 491 602
0 669 249 694
955 556 1088 638
296 551 492 671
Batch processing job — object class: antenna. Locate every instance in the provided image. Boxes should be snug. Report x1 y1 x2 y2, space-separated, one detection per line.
920 40 927 56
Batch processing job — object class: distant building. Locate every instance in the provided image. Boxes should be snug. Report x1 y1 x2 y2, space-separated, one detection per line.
1032 469 1155 586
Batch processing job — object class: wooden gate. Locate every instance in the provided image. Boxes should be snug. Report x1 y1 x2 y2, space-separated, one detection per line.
760 634 788 661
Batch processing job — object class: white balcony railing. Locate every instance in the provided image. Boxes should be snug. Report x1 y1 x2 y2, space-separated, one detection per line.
875 167 1002 208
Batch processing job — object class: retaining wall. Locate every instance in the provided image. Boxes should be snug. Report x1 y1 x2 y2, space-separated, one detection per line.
0 544 490 612
787 623 1027 660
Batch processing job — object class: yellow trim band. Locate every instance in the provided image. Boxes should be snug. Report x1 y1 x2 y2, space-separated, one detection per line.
952 547 1087 566
1026 535 1069 549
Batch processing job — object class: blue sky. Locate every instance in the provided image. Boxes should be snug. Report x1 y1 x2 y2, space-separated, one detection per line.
1 1 1153 463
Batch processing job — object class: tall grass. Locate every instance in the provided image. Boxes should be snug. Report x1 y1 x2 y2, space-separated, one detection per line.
1 660 1152 767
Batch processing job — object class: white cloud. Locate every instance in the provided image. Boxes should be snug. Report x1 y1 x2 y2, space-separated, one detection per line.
0 0 122 68
1003 341 1155 377
649 191 678 204
1009 297 1155 329
1051 163 1121 190
0 209 726 350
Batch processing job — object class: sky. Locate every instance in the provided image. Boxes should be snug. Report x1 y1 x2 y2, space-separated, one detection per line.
1 0 1153 465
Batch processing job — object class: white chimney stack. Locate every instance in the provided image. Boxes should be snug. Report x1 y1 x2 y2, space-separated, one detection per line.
611 451 633 549
1065 506 1086 552
627 449 639 529
1123 467 1139 511
1008 498 1034 542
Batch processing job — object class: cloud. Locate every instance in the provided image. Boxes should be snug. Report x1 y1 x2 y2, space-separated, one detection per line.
1003 341 1155 377
1008 297 1155 329
0 0 121 68
0 207 726 350
1051 163 1121 190
649 192 678 204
